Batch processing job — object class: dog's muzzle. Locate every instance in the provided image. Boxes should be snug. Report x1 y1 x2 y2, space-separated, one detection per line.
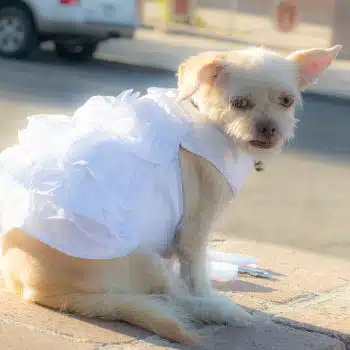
249 119 280 150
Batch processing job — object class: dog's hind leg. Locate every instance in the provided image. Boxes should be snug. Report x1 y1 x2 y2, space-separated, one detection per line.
1 229 200 345
33 292 200 346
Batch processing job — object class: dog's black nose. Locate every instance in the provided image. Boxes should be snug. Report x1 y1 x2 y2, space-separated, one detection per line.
256 119 277 139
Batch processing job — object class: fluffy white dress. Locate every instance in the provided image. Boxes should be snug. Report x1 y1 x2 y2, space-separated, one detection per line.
0 88 257 280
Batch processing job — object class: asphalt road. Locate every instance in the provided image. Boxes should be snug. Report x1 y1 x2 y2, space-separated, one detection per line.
0 51 349 260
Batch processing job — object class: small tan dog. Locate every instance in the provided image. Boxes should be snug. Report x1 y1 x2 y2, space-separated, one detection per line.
0 45 341 346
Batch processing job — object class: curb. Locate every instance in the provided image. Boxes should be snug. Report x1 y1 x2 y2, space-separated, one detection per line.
273 317 350 350
97 49 350 101
97 29 350 101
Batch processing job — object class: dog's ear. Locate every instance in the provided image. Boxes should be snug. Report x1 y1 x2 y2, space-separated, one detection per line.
287 45 342 90
177 53 225 102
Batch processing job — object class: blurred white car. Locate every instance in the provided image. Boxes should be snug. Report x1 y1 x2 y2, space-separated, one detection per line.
0 0 141 61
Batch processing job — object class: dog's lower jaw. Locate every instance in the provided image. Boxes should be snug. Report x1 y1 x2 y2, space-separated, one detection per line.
244 140 284 160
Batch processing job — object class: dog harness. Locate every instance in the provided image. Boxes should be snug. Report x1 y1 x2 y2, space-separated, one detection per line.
0 88 254 260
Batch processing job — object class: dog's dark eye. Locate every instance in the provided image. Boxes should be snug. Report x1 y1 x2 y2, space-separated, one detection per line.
231 97 255 111
278 94 294 108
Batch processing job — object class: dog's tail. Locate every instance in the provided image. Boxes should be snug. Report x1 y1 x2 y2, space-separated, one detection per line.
34 292 200 346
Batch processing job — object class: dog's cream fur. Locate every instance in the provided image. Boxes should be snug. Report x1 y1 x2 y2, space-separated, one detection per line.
0 45 341 345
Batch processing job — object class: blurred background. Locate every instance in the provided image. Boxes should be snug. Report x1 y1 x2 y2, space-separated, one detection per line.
0 0 349 261
145 0 332 51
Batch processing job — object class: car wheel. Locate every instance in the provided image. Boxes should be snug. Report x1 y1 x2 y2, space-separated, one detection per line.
54 41 98 62
0 6 38 59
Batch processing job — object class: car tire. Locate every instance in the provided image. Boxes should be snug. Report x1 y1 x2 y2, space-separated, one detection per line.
0 6 38 59
54 41 98 62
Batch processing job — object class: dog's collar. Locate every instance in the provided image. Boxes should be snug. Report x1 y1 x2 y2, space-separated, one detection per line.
190 99 199 110
254 160 264 172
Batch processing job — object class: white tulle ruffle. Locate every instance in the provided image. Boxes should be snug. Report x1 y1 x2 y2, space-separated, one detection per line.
0 88 259 281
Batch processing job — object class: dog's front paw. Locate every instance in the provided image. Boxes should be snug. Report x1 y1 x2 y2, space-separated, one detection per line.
205 294 253 327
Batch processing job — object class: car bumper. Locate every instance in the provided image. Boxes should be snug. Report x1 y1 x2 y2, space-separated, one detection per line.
38 20 137 40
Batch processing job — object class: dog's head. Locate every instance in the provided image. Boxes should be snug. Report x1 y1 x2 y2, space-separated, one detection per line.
177 45 341 157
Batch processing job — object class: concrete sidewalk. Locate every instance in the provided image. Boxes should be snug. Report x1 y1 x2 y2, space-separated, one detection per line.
143 1 332 52
0 231 349 349
97 28 350 100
